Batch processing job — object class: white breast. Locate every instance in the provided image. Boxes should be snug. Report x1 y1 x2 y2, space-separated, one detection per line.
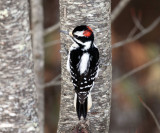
79 53 89 74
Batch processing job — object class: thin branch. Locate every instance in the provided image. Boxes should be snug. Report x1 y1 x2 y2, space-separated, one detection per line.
130 8 144 31
44 39 60 48
113 56 160 84
111 0 131 22
127 11 143 38
127 26 137 39
45 82 61 87
45 74 61 87
139 96 160 131
44 22 60 36
132 15 144 31
112 16 160 49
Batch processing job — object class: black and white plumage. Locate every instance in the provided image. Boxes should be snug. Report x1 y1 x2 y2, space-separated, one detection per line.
66 25 99 120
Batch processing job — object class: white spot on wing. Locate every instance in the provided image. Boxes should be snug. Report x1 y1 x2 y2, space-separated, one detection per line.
79 53 89 74
73 83 77 87
90 82 94 91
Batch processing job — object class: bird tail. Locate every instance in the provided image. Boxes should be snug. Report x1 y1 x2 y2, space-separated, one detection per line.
76 96 88 120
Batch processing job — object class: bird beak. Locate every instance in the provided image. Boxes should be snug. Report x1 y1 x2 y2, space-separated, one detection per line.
69 31 73 38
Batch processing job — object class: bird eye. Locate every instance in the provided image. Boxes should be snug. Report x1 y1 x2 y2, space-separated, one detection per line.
73 34 78 38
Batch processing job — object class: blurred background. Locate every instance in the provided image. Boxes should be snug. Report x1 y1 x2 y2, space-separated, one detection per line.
42 0 160 132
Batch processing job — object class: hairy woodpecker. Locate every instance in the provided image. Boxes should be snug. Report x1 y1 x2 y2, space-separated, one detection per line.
65 25 99 120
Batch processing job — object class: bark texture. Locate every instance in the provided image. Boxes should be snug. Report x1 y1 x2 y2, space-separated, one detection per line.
31 0 44 133
0 0 39 132
58 0 111 133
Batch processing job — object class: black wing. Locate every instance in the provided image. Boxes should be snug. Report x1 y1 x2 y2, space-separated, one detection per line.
69 47 99 102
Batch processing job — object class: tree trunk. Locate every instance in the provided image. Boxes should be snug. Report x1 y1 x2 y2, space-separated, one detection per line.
0 0 39 132
58 0 111 133
31 0 44 133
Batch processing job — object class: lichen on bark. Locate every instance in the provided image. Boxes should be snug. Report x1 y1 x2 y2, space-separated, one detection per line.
0 0 39 132
58 0 111 133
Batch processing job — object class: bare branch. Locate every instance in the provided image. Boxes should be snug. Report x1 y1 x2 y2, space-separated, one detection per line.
112 16 160 49
44 39 60 48
45 74 61 87
132 15 144 31
44 22 60 36
113 56 160 84
127 26 137 39
127 11 143 38
139 96 160 131
112 0 131 22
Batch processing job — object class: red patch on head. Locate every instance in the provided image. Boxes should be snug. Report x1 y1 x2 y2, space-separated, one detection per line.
87 26 93 32
83 30 92 37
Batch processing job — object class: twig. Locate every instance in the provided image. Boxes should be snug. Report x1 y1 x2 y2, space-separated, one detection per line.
45 81 61 87
112 16 160 49
44 22 60 36
139 96 160 131
112 0 131 22
130 8 144 31
132 15 144 31
113 56 160 84
127 26 137 39
44 39 60 48
45 74 61 87
127 10 143 38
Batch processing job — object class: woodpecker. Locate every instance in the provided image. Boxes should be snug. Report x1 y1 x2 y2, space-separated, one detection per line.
64 25 99 120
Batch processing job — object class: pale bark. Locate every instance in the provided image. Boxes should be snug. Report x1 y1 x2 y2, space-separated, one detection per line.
31 0 44 133
58 0 111 133
0 0 39 133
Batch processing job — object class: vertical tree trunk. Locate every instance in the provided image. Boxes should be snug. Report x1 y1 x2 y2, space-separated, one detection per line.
58 0 111 133
31 0 44 133
0 0 39 132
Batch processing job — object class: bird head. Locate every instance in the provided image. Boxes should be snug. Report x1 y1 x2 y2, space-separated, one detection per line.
69 25 94 44
60 25 94 50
